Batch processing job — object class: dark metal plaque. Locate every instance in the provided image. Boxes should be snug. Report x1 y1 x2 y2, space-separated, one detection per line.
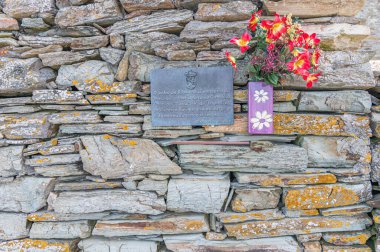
151 66 234 126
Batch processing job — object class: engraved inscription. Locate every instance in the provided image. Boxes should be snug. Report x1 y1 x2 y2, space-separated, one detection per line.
151 66 234 126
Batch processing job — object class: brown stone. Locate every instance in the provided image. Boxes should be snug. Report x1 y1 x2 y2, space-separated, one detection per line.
321 243 371 252
167 50 196 61
303 241 322 252
0 14 19 31
215 209 285 223
322 231 371 245
120 0 175 12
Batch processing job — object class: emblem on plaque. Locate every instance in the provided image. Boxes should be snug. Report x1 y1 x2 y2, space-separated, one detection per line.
185 70 198 90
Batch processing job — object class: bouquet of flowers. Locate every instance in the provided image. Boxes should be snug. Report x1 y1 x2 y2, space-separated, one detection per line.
226 10 321 88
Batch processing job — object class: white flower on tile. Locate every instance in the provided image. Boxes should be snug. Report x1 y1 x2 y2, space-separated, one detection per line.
254 89 269 103
251 110 273 130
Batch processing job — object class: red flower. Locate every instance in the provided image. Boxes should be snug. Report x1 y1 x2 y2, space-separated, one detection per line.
287 52 311 73
248 10 262 32
230 31 252 53
225 51 237 70
303 72 321 88
260 14 287 40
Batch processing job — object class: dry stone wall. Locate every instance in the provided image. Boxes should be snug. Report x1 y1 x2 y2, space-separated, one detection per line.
0 0 379 251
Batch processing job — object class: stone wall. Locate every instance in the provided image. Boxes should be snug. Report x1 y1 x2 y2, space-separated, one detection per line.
0 0 379 251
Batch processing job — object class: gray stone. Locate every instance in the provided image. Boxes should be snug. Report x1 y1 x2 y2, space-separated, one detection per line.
54 181 123 191
177 143 308 173
195 1 255 22
137 178 167 196
0 145 25 177
32 90 89 105
322 230 371 245
38 26 102 37
0 112 58 139
284 51 375 90
20 45 63 59
125 32 179 55
215 209 285 223
79 135 181 179
56 60 115 93
28 144 78 156
225 214 372 239
0 213 29 240
371 113 380 137
79 238 157 252
164 234 302 252
21 18 50 31
47 111 102 124
273 102 297 112
55 0 123 27
143 129 206 138
34 164 86 177
3 0 56 19
0 97 34 106
93 214 209 237
231 188 282 212
371 141 380 182
298 91 372 113
110 33 125 49
107 9 193 34
180 20 246 42
129 103 151 115
0 58 50 95
0 14 19 31
59 123 141 136
0 106 41 114
25 154 81 166
120 0 174 12
70 35 109 50
30 220 93 239
99 47 125 66
50 189 166 214
0 177 55 213
143 116 192 131
167 174 230 213
297 136 371 168
39 50 99 69
104 115 144 123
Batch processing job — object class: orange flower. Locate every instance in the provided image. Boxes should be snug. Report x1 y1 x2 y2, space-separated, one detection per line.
303 72 321 88
225 51 237 70
311 48 320 68
230 31 252 53
287 52 311 73
260 14 288 40
248 10 262 32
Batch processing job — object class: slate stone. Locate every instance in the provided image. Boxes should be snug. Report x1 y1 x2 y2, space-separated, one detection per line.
32 90 89 105
166 174 230 213
0 177 55 213
21 18 50 31
0 112 58 139
0 239 77 252
215 209 285 223
47 111 102 124
78 238 158 252
120 0 175 12
56 60 115 93
107 9 193 34
79 135 181 178
195 1 255 22
125 32 179 55
93 214 209 236
99 47 125 66
0 213 29 240
39 50 99 69
283 182 372 210
34 164 86 177
204 113 371 138
298 91 372 113
163 234 302 252
322 231 371 245
30 220 93 239
0 58 50 95
25 154 81 166
225 214 372 239
231 188 282 212
50 189 166 215
137 178 168 196
371 141 380 183
264 0 365 17
55 0 123 27
297 136 371 168
0 145 25 177
177 143 307 173
3 0 56 19
0 14 19 31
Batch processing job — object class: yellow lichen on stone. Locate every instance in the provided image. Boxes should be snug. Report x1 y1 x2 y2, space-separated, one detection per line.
0 239 74 252
285 185 360 210
327 233 370 245
27 212 57 222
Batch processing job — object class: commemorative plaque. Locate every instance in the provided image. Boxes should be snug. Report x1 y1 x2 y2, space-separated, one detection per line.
151 66 234 126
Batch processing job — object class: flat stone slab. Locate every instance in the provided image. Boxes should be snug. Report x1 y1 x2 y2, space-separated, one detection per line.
93 214 209 236
0 213 29 240
29 220 93 239
79 237 158 252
